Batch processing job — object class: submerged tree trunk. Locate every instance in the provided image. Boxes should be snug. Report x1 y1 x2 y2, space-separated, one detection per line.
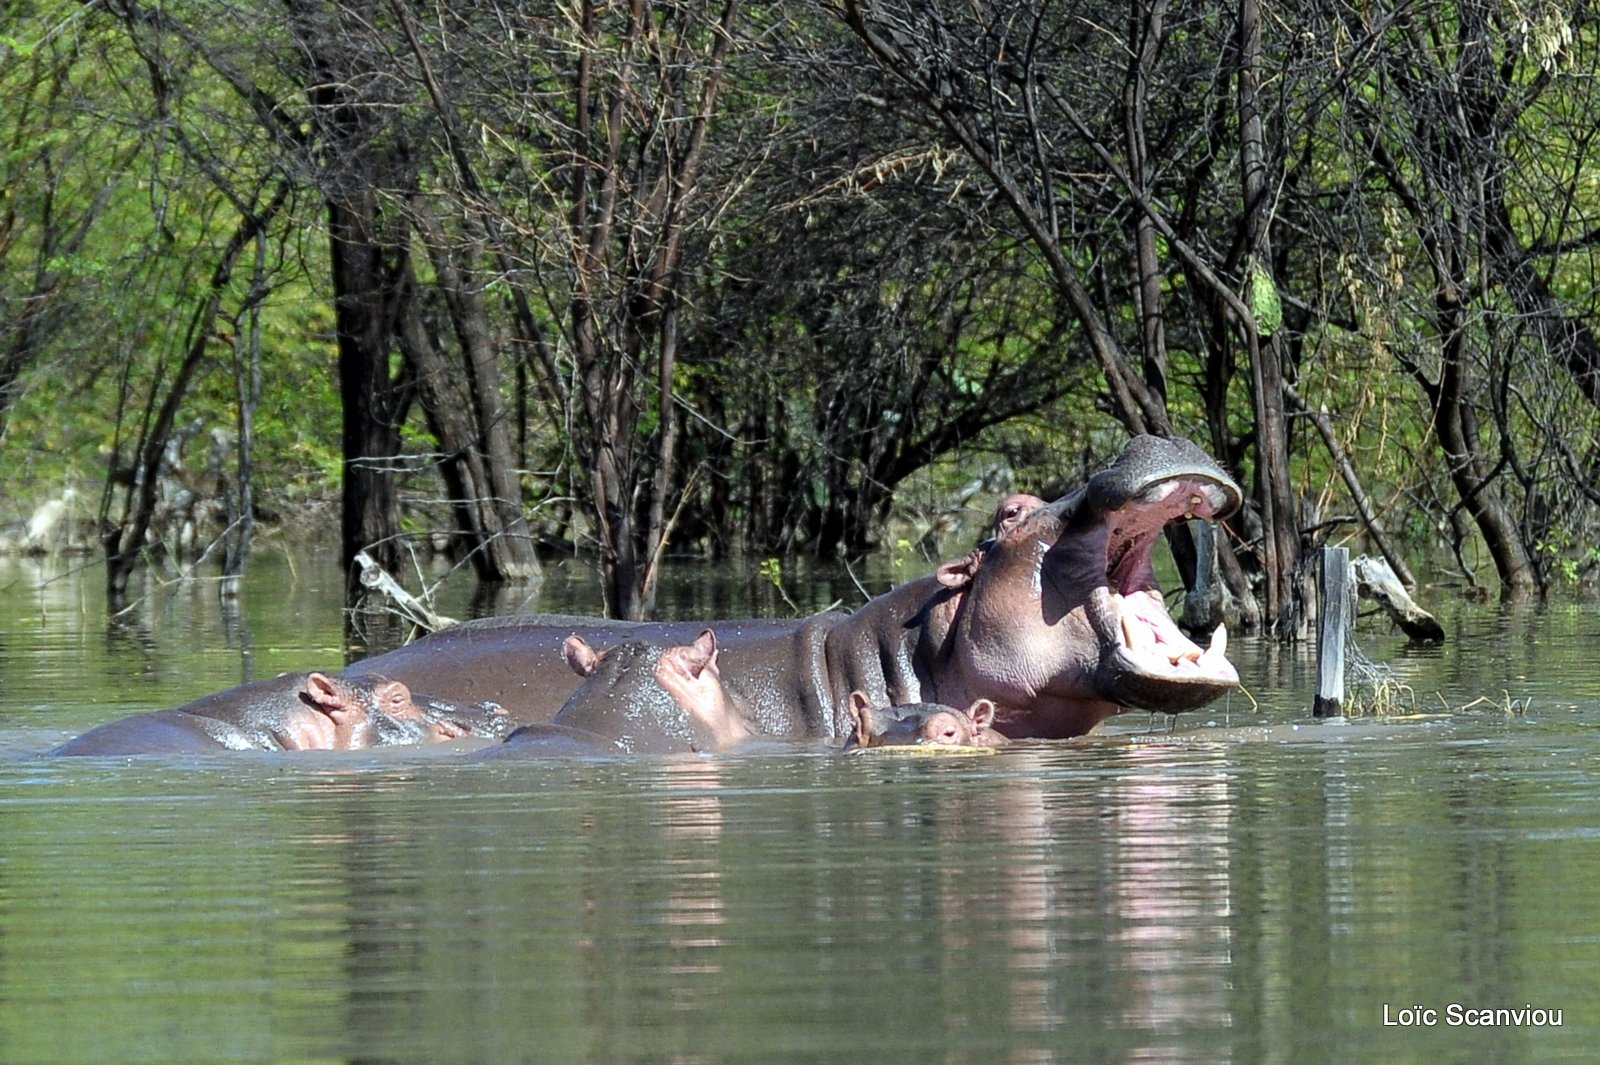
388 3 541 582
405 212 539 581
290 0 414 578
324 180 409 577
1432 296 1537 593
221 229 268 595
1236 0 1301 635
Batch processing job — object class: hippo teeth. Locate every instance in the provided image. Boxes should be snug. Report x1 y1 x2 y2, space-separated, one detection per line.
1139 480 1181 505
1117 600 1233 676
1117 600 1198 665
1196 625 1229 671
1118 610 1149 654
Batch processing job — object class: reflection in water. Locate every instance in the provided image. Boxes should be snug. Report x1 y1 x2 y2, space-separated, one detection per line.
941 745 1244 1063
660 760 728 984
1 727 1596 1063
1110 749 1234 1056
1323 753 1355 940
985 770 1056 1054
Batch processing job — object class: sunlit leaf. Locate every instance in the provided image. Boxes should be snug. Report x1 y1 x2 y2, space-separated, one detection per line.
1249 261 1282 338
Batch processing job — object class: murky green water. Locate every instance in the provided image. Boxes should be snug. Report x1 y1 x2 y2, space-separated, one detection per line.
0 551 1596 1063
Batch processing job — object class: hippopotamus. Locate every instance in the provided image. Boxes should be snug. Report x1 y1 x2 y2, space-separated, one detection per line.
161 435 1235 741
841 691 1007 751
51 671 511 756
474 630 759 758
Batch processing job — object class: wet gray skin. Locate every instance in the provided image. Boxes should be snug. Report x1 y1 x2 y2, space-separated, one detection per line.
475 630 760 759
51 672 510 756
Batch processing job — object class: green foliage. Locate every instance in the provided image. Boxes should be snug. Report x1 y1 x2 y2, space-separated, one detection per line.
758 557 801 614
2 0 1600 602
1247 261 1283 338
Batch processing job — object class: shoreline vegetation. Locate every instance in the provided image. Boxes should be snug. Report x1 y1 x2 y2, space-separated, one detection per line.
3 2 1599 622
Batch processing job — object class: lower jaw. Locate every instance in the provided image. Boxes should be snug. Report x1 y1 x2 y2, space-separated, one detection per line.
1099 674 1238 714
992 697 1123 740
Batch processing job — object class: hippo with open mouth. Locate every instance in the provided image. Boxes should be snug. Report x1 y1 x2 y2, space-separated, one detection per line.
329 434 1242 740
928 434 1239 736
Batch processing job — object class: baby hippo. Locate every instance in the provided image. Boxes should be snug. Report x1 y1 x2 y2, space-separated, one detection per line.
478 629 759 758
51 671 510 756
841 690 1008 752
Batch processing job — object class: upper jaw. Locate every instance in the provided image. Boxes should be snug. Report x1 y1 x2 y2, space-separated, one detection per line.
1081 476 1240 710
1085 435 1243 520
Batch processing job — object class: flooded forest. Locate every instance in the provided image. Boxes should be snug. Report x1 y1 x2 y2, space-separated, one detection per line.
5 8 1600 1063
2 1 1599 625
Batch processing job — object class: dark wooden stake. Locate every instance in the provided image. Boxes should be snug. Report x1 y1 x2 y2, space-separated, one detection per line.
1313 547 1349 718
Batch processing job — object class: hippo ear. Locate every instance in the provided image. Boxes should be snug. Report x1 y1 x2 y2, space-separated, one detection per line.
847 691 875 745
966 698 997 730
564 636 603 677
303 673 363 723
684 629 719 678
936 546 986 589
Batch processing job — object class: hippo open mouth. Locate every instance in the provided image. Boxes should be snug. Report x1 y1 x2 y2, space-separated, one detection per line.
1085 472 1240 712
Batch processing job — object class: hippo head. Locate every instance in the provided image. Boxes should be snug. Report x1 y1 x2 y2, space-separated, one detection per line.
561 630 759 753
842 691 1004 751
304 673 512 747
397 693 513 744
940 435 1242 738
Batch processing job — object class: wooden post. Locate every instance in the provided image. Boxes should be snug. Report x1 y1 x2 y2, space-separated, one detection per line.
1313 546 1349 719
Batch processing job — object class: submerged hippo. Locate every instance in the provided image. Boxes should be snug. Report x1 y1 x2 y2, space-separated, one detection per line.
476 630 759 758
841 691 1007 752
180 435 1240 740
51 672 511 756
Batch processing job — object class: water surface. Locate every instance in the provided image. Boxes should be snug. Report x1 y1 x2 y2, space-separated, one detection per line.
0 552 1595 1063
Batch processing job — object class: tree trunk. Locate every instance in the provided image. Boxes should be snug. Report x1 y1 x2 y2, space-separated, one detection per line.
408 211 539 581
324 188 408 576
1433 295 1537 593
289 0 412 577
1124 0 1170 404
548 0 741 619
221 229 268 594
1237 0 1301 635
102 187 286 604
